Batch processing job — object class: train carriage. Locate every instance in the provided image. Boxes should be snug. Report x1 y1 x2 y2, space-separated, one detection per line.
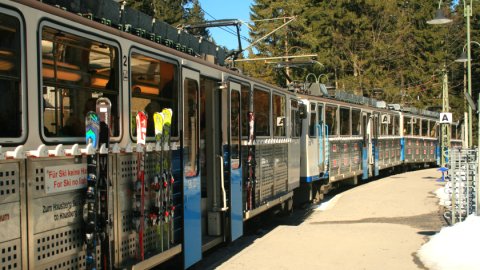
0 0 464 269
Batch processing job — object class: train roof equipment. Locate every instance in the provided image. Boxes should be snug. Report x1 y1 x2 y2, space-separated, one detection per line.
41 0 229 65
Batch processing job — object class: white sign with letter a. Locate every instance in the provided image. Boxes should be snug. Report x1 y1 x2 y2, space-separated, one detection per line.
439 112 452 124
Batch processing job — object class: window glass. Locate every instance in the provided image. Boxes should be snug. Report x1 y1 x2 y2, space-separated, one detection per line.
309 103 316 137
340 107 350 135
413 118 420 136
241 84 250 137
130 52 177 137
394 115 400 136
290 100 301 138
388 115 394 135
253 88 270 136
231 90 241 168
451 125 457 139
184 78 199 177
404 117 412 135
41 26 119 138
352 109 361 135
429 121 436 137
273 94 286 137
381 115 388 136
325 105 338 135
421 119 428 137
0 12 22 138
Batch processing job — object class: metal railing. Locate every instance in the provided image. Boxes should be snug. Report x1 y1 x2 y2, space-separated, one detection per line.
444 148 477 224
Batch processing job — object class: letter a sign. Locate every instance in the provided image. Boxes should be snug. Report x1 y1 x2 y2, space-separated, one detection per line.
439 112 452 124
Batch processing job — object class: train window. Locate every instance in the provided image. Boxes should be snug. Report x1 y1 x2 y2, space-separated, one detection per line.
421 119 428 137
273 93 286 137
429 121 436 137
184 78 199 177
41 26 119 139
0 11 23 139
404 117 412 135
340 107 350 135
413 118 420 136
452 125 457 139
309 103 317 137
253 88 271 137
381 115 388 136
388 115 394 135
290 100 301 138
317 104 324 125
325 105 338 136
393 115 400 136
241 84 250 137
231 90 241 169
130 52 178 138
351 109 361 136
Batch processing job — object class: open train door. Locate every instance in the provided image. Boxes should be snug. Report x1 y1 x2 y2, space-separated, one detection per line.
182 68 202 268
227 82 243 241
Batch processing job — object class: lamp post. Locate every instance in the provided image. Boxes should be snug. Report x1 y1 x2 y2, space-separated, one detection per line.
428 0 473 148
430 0 480 215
455 41 480 148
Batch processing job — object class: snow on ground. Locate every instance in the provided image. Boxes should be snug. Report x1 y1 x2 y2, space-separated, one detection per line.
418 215 480 270
418 186 480 270
314 194 342 211
435 187 450 207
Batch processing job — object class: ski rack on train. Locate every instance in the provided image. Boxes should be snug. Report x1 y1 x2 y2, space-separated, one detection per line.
41 0 229 65
334 91 379 107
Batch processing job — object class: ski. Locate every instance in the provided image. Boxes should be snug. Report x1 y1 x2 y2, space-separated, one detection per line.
151 112 164 251
96 97 112 270
135 111 147 260
84 111 99 270
161 108 174 248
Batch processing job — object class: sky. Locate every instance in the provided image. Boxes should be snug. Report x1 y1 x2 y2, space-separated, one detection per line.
198 0 253 51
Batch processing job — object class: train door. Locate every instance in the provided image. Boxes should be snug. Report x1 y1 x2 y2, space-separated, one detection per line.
317 104 325 173
182 68 201 268
228 82 243 241
362 112 371 179
373 113 380 176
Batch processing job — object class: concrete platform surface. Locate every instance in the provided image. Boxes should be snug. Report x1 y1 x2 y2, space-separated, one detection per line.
214 168 445 270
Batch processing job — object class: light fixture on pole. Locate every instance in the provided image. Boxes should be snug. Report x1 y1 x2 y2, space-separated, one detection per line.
427 9 453 25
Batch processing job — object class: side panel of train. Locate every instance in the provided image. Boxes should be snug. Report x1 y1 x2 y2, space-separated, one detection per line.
294 98 454 203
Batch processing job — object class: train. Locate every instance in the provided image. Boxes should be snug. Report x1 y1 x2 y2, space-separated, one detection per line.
0 0 463 269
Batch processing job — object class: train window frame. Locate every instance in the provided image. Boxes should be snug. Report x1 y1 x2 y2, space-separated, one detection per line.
253 87 271 137
351 109 361 136
421 119 428 137
230 89 241 169
393 115 400 136
404 116 412 136
184 77 199 178
290 99 302 138
380 114 389 136
129 48 179 141
309 103 317 138
325 104 339 136
339 106 350 136
39 21 121 143
0 8 26 143
241 84 251 138
387 114 394 135
317 103 324 136
429 120 436 138
272 92 286 138
413 118 420 136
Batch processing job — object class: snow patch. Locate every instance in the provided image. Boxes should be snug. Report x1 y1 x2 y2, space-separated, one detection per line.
314 194 342 211
418 215 480 270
